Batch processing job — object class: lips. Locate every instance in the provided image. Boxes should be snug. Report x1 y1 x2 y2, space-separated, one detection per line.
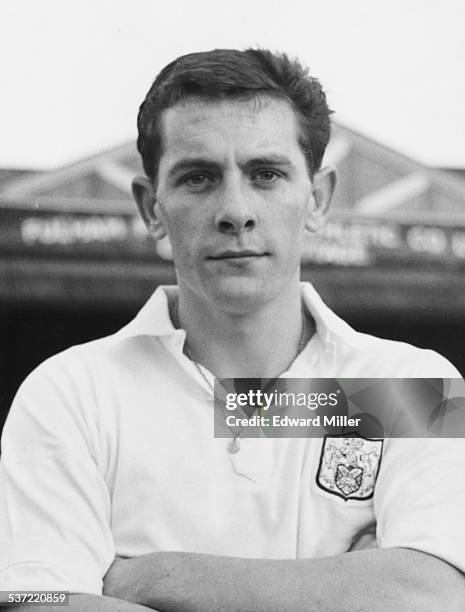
208 250 268 260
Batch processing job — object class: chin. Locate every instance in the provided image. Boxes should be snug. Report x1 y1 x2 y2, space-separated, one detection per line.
203 277 272 312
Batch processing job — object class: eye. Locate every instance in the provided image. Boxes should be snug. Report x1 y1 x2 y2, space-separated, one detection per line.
183 172 212 188
253 169 282 183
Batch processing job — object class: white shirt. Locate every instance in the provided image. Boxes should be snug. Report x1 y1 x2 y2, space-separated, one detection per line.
0 282 464 594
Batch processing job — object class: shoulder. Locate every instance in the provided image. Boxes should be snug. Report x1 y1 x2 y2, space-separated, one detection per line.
301 283 460 378
3 329 166 458
333 321 460 378
5 339 111 434
21 334 118 388
348 330 454 378
20 314 168 385
23 284 175 387
8 329 149 418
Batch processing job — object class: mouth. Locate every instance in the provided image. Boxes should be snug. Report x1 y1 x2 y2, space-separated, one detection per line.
207 250 269 261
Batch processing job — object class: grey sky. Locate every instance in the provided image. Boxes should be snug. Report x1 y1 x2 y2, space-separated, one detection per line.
1 0 464 169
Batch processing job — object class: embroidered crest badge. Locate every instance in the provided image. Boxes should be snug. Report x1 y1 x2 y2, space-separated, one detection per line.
316 434 384 501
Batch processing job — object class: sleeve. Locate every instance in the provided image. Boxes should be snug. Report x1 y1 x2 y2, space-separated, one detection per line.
375 438 465 573
0 351 115 593
375 349 465 573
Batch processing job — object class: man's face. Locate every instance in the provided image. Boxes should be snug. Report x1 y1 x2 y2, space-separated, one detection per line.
149 95 322 311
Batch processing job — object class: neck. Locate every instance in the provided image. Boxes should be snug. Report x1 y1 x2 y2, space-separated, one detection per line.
174 283 313 378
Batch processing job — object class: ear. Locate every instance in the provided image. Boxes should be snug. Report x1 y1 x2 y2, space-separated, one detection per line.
305 166 337 232
132 176 167 240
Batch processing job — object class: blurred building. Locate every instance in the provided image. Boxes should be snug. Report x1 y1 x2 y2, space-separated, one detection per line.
1 124 465 427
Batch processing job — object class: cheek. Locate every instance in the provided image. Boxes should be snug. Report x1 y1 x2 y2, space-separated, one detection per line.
273 202 308 257
276 201 308 234
161 209 188 242
164 217 202 264
277 186 310 219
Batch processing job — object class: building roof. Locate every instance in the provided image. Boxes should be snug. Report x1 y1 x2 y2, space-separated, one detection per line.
1 124 465 317
1 124 464 218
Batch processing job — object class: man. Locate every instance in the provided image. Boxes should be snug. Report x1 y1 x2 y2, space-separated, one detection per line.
0 48 464 611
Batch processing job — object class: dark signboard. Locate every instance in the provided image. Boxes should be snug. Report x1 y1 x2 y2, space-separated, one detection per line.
1 205 465 271
302 217 465 270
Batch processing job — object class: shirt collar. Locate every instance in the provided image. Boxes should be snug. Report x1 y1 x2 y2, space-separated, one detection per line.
110 282 341 357
110 285 181 344
300 282 342 347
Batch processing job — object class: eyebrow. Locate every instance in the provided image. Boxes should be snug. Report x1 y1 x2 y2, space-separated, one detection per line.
167 155 294 178
168 159 219 178
244 155 293 169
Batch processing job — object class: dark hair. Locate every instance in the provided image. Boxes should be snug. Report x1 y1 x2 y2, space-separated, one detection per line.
137 48 333 182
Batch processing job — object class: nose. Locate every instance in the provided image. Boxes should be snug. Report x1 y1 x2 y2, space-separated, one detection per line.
214 179 257 234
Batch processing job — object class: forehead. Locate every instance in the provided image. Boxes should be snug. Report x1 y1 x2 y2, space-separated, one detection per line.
158 95 304 165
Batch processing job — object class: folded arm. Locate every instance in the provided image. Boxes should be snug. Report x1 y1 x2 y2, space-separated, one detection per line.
104 548 465 612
